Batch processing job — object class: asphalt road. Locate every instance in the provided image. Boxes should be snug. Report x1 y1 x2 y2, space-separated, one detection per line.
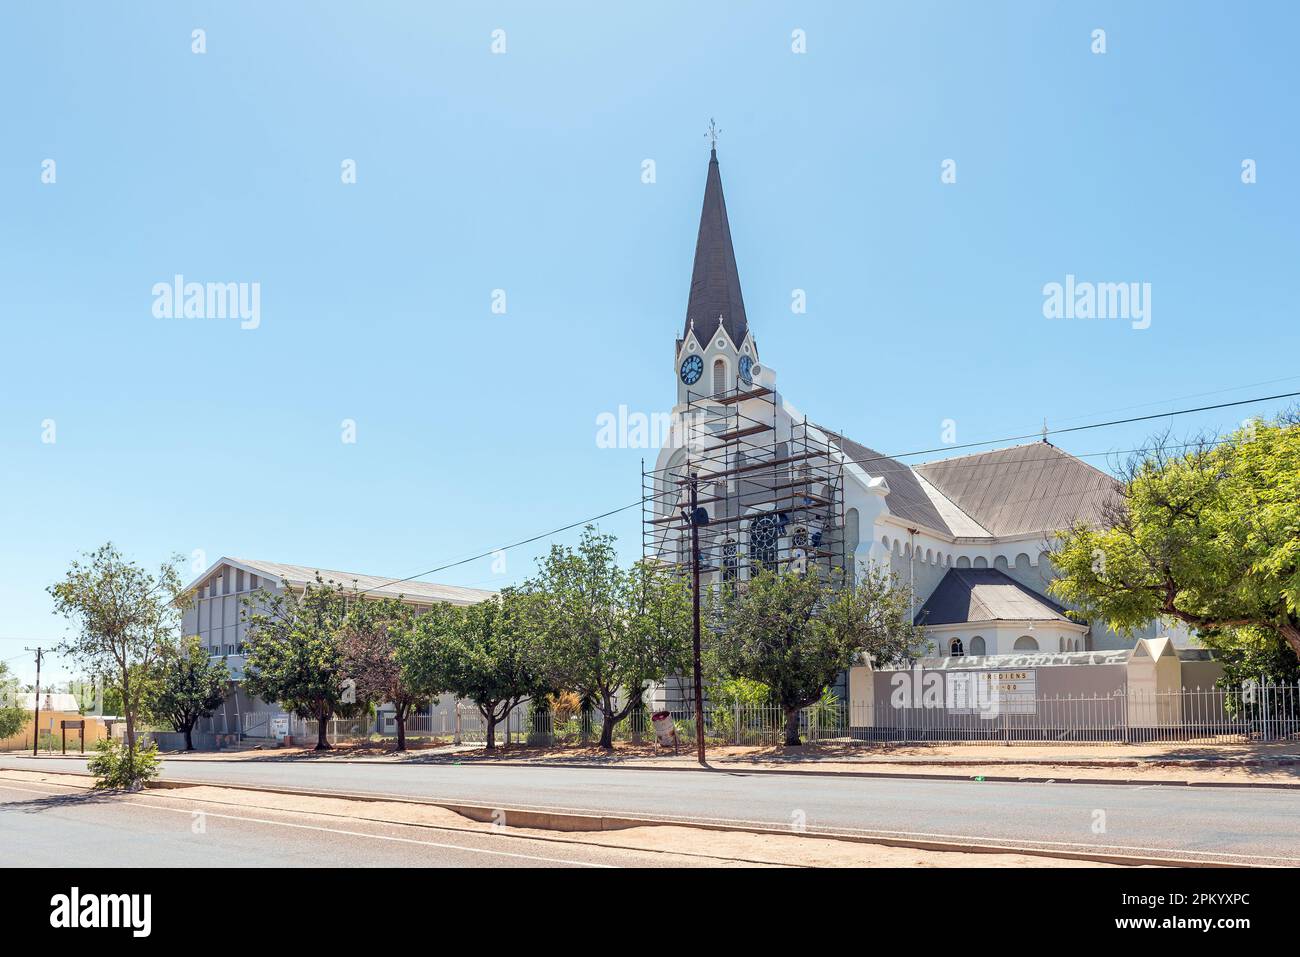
3 755 1297 864
0 776 719 868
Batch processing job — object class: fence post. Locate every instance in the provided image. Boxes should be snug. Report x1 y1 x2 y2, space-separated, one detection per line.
734 699 741 746
453 708 462 746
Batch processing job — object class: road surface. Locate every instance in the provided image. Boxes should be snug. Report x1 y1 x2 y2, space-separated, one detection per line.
2 754 1296 865
0 776 724 868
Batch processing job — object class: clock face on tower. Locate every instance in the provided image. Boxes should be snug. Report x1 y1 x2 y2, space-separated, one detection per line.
679 355 703 385
738 355 753 385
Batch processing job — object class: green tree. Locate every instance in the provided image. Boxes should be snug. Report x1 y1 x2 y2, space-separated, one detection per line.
0 662 26 741
341 597 441 751
242 575 362 750
153 636 229 750
1049 417 1300 661
440 589 545 751
1196 625 1300 687
47 543 187 773
531 528 692 749
710 564 918 746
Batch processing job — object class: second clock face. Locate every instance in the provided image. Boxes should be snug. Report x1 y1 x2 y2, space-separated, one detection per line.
680 355 703 385
738 355 753 385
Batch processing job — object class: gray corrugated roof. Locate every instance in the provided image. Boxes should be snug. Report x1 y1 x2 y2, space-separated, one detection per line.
683 149 748 349
230 558 495 606
914 567 1072 626
818 428 953 534
915 443 1119 538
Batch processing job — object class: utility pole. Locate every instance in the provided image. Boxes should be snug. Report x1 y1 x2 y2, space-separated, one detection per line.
26 646 44 757
686 471 707 765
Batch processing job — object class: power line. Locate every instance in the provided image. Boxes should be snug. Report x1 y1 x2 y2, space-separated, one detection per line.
822 390 1300 465
355 390 1295 598
352 499 643 597
645 388 1300 475
1033 375 1300 429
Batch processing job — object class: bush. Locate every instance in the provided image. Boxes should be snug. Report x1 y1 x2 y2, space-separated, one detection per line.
87 738 160 790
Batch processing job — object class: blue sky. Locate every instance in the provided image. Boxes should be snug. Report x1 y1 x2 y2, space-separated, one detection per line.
2 1 1297 683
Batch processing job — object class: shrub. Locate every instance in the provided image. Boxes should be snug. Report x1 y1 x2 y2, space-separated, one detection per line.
87 738 160 790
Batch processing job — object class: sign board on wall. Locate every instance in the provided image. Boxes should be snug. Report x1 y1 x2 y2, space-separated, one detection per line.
271 717 289 741
947 670 1038 715
982 670 1037 714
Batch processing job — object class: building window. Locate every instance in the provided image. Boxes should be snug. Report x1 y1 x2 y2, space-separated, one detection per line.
970 636 986 656
949 638 964 657
1013 635 1038 652
712 358 726 395
721 539 738 582
748 515 779 574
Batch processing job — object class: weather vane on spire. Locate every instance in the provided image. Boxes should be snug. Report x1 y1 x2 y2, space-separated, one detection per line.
705 118 721 150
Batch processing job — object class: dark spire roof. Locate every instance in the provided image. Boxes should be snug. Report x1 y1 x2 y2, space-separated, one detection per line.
683 148 748 348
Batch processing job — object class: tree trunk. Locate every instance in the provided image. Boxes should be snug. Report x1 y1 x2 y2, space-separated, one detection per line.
315 709 331 750
783 706 802 747
122 668 135 755
1281 622 1300 659
183 723 194 751
395 704 407 752
630 700 644 746
485 714 497 751
599 712 616 750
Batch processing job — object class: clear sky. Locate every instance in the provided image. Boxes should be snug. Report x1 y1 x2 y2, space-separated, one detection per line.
2 1 1297 684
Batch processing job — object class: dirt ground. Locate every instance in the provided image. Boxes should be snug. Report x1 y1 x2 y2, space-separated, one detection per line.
0 768 1118 868
178 737 1300 788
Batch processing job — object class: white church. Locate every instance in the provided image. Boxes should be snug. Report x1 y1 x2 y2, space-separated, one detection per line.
648 145 1190 661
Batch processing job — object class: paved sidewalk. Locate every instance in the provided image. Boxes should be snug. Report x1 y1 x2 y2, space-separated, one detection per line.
11 739 1300 787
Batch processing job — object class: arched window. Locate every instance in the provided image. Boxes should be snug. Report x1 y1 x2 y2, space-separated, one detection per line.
748 514 779 574
721 539 738 583
969 636 986 656
1014 635 1039 652
712 358 726 396
949 638 964 657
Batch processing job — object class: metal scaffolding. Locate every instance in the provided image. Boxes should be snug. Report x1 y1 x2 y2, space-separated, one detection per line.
641 376 847 593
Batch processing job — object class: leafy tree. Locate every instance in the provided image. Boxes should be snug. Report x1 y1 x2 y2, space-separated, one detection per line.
242 574 363 750
94 663 161 723
341 597 441 751
47 543 187 772
153 636 229 750
1196 625 1300 687
0 662 26 741
1050 417 1300 661
531 528 692 749
438 589 545 751
710 563 918 746
88 738 161 789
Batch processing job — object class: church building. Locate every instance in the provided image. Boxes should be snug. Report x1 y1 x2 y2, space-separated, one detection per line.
647 146 1189 661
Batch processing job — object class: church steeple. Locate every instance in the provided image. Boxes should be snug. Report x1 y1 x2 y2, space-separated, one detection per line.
683 146 748 351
